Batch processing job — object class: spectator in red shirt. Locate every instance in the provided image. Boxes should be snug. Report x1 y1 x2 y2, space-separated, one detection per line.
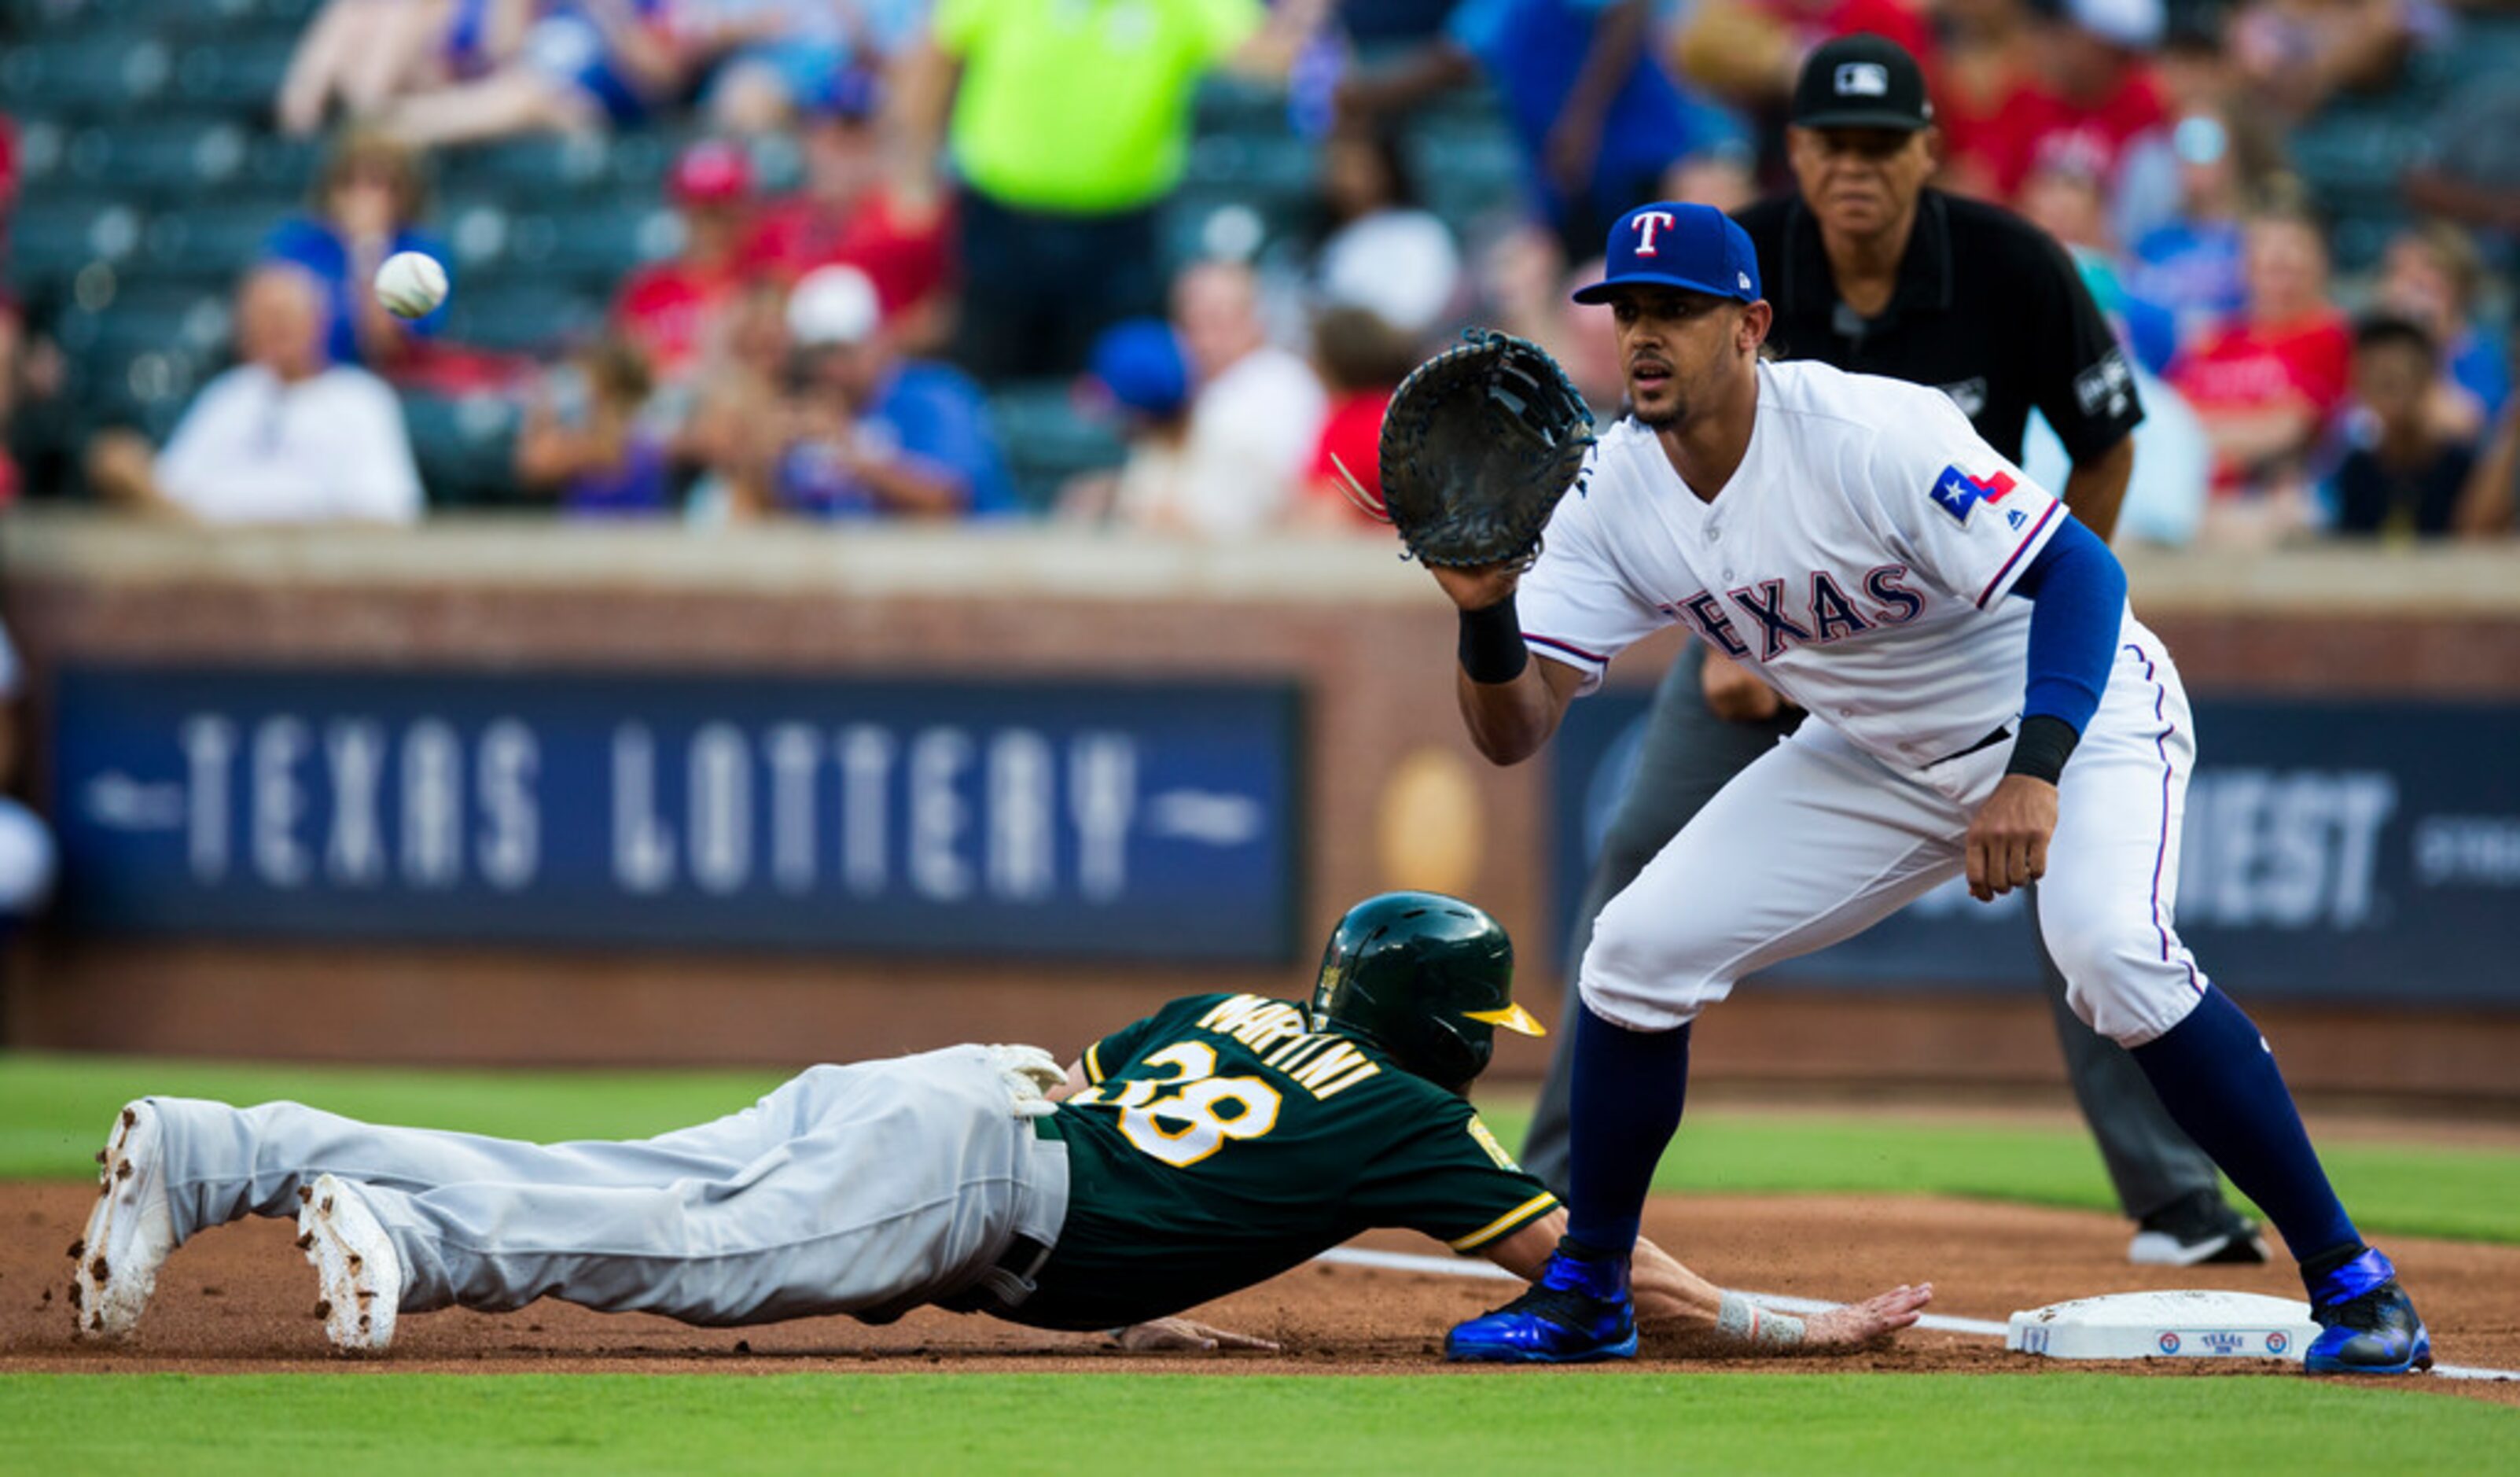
1676 0 1937 123
1292 306 1419 531
612 139 755 385
1928 0 2036 184
1968 0 2170 214
738 68 952 352
2169 204 2353 521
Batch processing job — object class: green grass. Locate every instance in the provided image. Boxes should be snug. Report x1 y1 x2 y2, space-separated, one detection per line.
1472 1105 2520 1246
6 1054 2515 1243
0 1373 2510 1475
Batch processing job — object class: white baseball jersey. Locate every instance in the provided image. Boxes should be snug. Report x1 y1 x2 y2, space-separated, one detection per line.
1519 359 2108 772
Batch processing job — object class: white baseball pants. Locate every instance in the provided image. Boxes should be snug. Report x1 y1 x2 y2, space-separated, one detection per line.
1580 628 2210 1047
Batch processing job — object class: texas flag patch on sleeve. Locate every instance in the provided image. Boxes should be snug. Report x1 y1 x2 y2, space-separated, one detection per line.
1927 465 2018 526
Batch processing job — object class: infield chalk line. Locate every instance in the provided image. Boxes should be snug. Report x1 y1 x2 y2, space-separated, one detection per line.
1311 1246 2517 1382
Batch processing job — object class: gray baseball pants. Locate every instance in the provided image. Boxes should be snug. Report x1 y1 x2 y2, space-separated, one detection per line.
1519 643 2220 1221
142 1045 1070 1326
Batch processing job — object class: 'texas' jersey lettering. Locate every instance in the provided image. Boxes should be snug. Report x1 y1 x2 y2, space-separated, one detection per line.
1514 360 2089 771
1669 568 1922 660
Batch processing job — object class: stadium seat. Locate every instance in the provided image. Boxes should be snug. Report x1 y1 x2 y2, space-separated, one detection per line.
604 132 675 195
9 120 68 195
515 203 682 289
440 199 514 275
62 120 249 202
0 31 171 120
57 281 228 362
745 132 804 197
1184 132 1319 202
441 283 604 355
1194 75 1290 135
442 135 615 201
74 348 204 442
9 198 146 296
1405 129 1528 233
204 0 322 24
171 35 298 116
2437 14 2520 90
986 381 1126 514
141 203 288 283
399 390 526 508
245 134 322 198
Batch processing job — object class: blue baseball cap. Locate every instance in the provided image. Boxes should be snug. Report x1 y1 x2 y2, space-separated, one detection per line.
801 66 880 123
1572 202 1762 305
1086 319 1190 420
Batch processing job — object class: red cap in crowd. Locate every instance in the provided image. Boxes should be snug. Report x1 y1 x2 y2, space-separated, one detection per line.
671 140 754 206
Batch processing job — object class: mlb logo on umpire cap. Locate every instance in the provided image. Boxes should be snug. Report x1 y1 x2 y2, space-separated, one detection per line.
1834 61 1890 96
1571 201 1762 305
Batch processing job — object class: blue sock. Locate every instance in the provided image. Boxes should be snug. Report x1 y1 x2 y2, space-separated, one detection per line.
1563 1006 1690 1256
2127 987 2359 1265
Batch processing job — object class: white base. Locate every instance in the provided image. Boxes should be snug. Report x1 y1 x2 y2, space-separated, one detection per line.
2007 1290 2319 1362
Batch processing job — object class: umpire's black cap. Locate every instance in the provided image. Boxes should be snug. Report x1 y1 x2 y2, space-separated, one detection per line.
1792 33 1935 131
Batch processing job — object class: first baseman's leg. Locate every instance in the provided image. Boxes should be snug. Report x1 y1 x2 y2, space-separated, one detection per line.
1562 723 1969 1250
2030 639 2418 1372
1450 727 1972 1361
2029 911 2225 1221
2032 641 2354 1258
1523 644 1795 1194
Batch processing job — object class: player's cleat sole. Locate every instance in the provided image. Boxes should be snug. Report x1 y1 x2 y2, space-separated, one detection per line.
296 1174 402 1356
72 1101 175 1340
2304 1248 2432 1375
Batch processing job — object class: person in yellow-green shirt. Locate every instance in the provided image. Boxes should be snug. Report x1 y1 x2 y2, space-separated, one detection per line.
889 0 1325 381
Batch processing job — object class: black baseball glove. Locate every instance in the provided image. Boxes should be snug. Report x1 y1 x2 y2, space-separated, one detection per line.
1337 329 1596 568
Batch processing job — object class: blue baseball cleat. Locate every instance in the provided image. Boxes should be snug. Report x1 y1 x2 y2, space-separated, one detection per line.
2304 1247 2432 1375
1446 1243 1639 1364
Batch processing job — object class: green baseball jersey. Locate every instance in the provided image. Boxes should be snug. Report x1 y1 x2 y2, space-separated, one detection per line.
1006 993 1558 1332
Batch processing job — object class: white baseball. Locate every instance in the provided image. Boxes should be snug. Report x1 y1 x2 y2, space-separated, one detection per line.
373 252 449 319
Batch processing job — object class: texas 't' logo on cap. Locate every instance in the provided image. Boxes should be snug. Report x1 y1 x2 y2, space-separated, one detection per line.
1571 201 1763 305
1631 209 1678 256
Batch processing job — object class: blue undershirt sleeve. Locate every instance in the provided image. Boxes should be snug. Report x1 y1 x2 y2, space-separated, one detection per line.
2006 515 2127 735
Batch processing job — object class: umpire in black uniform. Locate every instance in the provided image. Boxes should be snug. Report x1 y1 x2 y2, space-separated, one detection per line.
1521 33 2266 1266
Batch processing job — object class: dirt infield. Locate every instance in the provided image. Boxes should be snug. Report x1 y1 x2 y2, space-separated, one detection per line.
5 1184 2512 1405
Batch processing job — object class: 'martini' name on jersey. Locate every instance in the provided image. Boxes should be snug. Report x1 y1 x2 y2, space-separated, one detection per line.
1080 993 1382 1103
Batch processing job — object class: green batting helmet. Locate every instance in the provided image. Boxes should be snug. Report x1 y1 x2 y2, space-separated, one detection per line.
1308 892 1545 1092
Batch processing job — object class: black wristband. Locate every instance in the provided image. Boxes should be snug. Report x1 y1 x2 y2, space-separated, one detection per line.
1457 595 1529 685
2003 714 2082 784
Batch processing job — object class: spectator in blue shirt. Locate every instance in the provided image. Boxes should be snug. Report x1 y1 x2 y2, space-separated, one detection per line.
261 128 451 373
1337 0 1748 258
774 265 1016 520
2125 110 2260 358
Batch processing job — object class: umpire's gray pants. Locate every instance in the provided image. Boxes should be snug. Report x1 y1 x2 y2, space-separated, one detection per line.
1519 643 2220 1221
143 1045 1070 1327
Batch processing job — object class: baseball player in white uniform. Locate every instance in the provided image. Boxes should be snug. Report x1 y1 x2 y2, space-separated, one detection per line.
1435 202 2430 1374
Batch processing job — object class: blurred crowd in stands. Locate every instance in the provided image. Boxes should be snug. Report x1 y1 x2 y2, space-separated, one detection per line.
0 0 2514 543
